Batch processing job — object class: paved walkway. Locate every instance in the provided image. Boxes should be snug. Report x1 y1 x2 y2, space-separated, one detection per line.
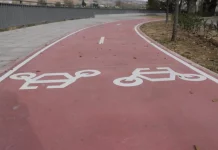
0 14 146 72
0 17 218 150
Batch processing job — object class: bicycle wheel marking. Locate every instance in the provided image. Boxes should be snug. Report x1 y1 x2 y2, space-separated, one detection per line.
113 67 207 87
10 70 101 90
10 67 207 89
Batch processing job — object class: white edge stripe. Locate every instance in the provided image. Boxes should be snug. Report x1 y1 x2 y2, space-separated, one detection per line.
134 22 218 84
0 22 112 82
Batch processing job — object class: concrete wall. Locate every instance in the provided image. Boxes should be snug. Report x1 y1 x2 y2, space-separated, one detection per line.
0 3 161 29
0 3 94 29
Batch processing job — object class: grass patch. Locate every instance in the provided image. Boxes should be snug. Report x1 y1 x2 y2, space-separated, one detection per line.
140 21 218 73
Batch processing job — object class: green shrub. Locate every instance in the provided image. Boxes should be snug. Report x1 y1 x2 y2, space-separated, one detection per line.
178 13 204 33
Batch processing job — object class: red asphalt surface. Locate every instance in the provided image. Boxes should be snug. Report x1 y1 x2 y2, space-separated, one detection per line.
0 18 218 150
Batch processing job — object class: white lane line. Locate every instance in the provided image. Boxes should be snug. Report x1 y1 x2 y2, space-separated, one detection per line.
0 22 114 83
134 22 218 84
99 37 105 44
117 23 121 26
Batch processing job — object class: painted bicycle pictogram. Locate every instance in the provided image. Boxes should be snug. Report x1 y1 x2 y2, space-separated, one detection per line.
113 67 207 87
10 70 101 90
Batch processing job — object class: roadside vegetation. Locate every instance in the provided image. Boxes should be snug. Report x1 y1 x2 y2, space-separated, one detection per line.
141 0 218 73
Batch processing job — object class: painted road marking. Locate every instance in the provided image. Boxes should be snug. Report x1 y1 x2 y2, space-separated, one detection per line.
10 70 101 90
134 22 218 84
1 19 217 86
113 67 207 87
10 67 207 90
117 23 121 26
99 37 105 44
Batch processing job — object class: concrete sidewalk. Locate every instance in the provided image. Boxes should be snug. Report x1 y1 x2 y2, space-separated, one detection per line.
0 14 148 73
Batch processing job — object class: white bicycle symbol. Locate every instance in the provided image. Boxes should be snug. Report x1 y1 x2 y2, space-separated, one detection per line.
113 67 207 87
10 70 101 90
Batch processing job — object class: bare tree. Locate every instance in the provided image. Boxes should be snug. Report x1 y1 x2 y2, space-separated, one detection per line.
55 1 61 7
166 0 169 23
64 0 73 7
187 0 197 13
82 0 86 7
115 0 122 7
37 0 47 6
179 0 183 12
202 0 217 15
171 0 179 41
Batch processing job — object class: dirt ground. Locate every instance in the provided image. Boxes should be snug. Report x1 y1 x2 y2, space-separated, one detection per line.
140 21 218 73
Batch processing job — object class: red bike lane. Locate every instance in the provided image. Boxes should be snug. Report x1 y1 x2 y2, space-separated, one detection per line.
0 18 218 150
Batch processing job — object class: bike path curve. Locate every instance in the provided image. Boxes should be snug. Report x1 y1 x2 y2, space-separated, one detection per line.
0 18 218 150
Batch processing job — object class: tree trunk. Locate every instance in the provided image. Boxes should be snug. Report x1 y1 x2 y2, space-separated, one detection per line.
187 0 197 13
166 0 169 23
171 0 179 41
202 0 217 16
179 0 183 12
209 0 217 15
